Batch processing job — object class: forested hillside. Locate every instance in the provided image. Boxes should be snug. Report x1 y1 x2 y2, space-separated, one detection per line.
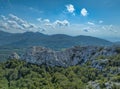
0 53 120 89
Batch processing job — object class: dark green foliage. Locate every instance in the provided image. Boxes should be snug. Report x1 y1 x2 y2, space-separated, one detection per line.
107 54 120 67
0 53 120 89
112 75 120 82
0 59 97 89
115 47 120 54
112 84 120 89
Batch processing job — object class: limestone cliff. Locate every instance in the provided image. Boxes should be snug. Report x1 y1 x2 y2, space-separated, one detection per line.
12 46 117 67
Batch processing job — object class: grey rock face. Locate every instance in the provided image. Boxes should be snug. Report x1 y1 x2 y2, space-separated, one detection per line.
21 46 59 66
91 59 109 70
9 52 20 59
88 81 100 89
20 46 117 67
88 81 116 89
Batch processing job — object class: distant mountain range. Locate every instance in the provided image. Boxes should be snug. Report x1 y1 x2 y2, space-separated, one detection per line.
0 30 113 50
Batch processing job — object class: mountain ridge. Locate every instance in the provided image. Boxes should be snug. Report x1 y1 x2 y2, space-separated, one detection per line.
0 30 113 50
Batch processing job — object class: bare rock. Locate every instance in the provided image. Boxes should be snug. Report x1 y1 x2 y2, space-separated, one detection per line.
9 52 20 59
20 46 117 67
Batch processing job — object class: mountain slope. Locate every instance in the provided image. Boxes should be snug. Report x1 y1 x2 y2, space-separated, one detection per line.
0 31 113 50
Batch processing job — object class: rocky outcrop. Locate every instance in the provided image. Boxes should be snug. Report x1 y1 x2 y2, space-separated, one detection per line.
21 46 60 66
91 59 109 70
87 81 117 89
17 46 118 67
9 52 20 59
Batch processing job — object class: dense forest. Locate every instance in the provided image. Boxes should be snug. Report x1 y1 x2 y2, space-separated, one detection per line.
0 53 120 89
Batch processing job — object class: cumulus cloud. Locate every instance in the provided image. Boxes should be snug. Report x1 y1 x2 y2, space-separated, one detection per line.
7 20 24 30
81 8 88 16
37 18 50 24
66 4 75 15
107 25 117 33
0 22 9 30
101 25 118 33
0 15 8 20
9 14 25 24
8 14 37 29
0 14 42 33
37 17 70 28
43 19 50 23
54 20 70 27
87 22 95 25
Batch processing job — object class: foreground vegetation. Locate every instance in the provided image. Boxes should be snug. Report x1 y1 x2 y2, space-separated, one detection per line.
0 54 120 89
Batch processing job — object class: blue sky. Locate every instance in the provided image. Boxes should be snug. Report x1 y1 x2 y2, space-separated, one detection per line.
0 0 120 41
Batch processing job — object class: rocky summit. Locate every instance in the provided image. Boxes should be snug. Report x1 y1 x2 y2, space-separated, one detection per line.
10 46 119 67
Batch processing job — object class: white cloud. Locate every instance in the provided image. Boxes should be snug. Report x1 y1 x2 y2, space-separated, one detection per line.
7 20 24 30
37 18 50 24
0 22 9 30
54 20 70 27
87 22 95 25
43 19 50 23
35 18 71 35
37 18 70 27
37 18 42 22
0 15 8 20
108 25 117 33
9 14 25 24
8 14 38 30
0 14 42 33
66 4 75 13
81 8 88 16
99 20 103 24
8 14 38 29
